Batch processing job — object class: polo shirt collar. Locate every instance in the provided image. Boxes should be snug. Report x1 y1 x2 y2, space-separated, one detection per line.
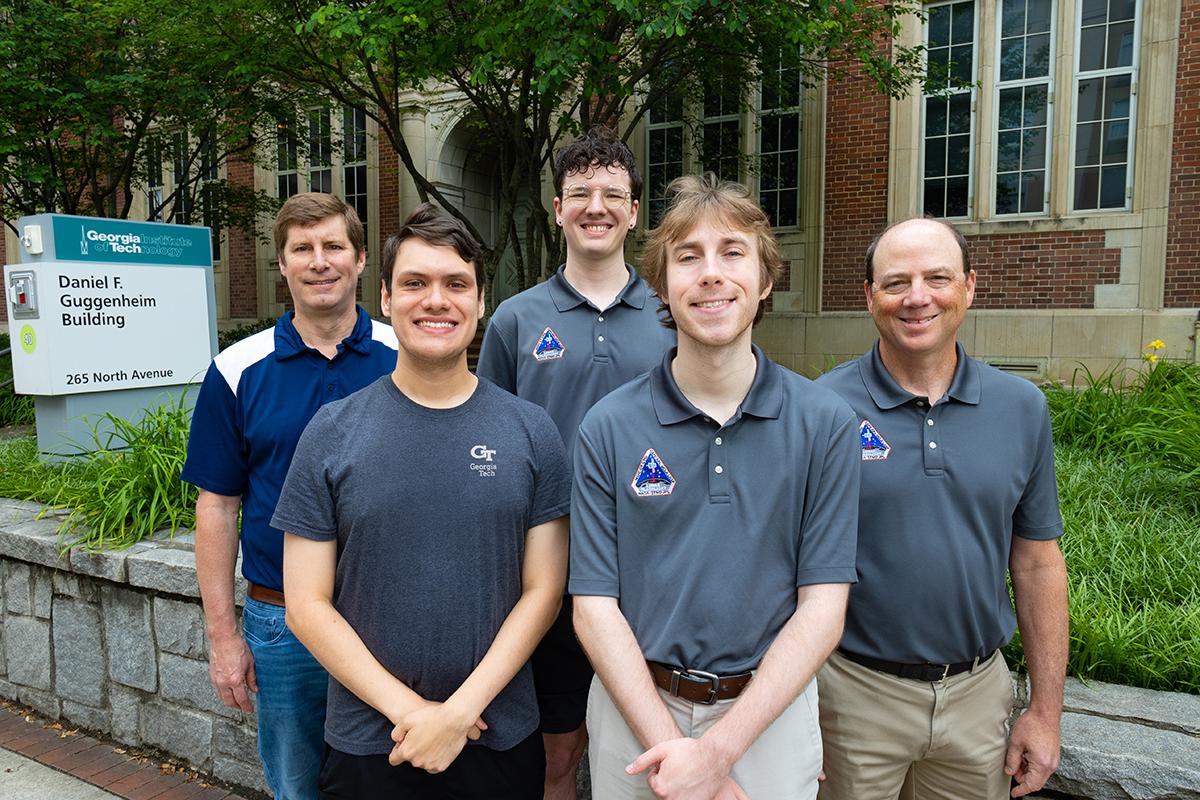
650 344 783 425
858 341 981 409
274 305 374 360
546 264 649 312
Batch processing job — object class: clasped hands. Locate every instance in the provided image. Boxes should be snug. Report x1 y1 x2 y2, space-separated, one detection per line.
388 698 487 774
626 735 749 800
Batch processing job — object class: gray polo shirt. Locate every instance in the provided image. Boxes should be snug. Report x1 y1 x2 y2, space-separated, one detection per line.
570 347 860 674
817 343 1063 665
477 265 676 458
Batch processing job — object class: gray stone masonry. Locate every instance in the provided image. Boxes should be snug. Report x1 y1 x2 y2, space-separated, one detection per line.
0 497 1196 800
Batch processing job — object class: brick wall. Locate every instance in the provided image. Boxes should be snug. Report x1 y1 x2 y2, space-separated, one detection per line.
378 135 401 242
1166 0 1200 307
970 230 1122 308
225 158 259 319
822 64 891 311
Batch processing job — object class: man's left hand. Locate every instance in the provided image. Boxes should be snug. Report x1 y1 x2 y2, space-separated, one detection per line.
1005 708 1061 797
627 737 748 800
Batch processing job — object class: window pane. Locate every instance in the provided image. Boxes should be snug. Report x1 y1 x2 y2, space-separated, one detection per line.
998 88 1023 130
1000 38 1025 81
1102 120 1129 162
996 173 1020 213
1104 75 1132 118
1076 122 1101 165
947 134 971 174
1079 27 1105 71
926 96 948 136
1077 78 1102 121
1024 85 1048 126
1081 0 1107 26
1107 21 1135 67
1023 128 1047 168
762 117 779 153
762 153 779 190
781 115 799 146
924 179 946 216
951 44 974 83
1002 0 1024 37
1100 164 1126 206
928 47 951 86
946 176 970 216
949 93 972 133
928 5 951 47
1020 171 1045 212
997 130 1022 171
1025 32 1051 77
952 2 974 41
925 137 947 176
1109 0 1135 21
1027 0 1051 32
1074 167 1099 208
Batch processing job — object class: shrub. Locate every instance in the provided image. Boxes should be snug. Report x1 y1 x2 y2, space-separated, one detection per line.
218 318 276 350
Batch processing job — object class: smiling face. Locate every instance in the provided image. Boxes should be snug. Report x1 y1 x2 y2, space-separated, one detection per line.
665 217 771 352
865 218 975 365
381 237 485 368
553 165 638 266
278 215 365 319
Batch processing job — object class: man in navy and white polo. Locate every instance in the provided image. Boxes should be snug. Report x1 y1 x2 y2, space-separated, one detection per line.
815 218 1067 800
182 193 396 800
571 174 859 800
476 126 674 799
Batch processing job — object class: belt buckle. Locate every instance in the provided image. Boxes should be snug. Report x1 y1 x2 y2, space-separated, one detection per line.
671 668 721 705
938 663 950 682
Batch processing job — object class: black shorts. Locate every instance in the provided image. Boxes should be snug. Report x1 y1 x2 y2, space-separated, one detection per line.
318 731 544 799
532 595 594 734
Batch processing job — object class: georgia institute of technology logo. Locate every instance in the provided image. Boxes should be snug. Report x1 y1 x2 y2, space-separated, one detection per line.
532 327 565 361
859 419 891 461
470 443 497 477
631 448 675 497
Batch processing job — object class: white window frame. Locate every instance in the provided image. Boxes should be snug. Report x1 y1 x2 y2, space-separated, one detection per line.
920 0 980 220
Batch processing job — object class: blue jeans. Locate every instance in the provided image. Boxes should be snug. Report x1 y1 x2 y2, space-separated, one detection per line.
242 597 328 800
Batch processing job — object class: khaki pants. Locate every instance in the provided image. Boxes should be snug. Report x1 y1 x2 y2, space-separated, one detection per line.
817 650 1013 800
586 674 822 800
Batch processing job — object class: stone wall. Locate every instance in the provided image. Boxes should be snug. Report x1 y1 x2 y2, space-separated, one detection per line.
0 497 266 794
1 494 1197 799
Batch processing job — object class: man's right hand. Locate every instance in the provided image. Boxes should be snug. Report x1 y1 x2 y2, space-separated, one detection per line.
209 632 257 712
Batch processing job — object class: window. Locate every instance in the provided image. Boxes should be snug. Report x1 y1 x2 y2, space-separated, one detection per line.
644 54 803 227
343 106 369 244
917 0 1141 220
141 130 223 261
307 107 332 194
199 135 221 260
275 123 299 200
144 136 165 222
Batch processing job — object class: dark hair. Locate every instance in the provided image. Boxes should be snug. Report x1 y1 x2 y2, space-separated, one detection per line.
273 192 365 256
642 173 781 328
553 126 643 199
380 204 486 295
864 217 971 282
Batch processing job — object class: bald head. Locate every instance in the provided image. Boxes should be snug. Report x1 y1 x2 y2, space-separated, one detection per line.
864 218 970 284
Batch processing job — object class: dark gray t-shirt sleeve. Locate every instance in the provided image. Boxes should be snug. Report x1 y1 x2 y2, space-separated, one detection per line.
476 308 517 394
271 407 338 540
796 407 860 587
568 419 619 597
527 406 572 527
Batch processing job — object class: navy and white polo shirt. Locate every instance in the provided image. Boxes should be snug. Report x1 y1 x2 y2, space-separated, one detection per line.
181 305 397 590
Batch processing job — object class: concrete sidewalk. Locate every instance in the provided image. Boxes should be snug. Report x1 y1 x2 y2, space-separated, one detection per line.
0 701 250 800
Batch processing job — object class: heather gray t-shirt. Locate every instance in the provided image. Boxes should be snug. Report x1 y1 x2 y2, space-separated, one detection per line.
272 376 571 755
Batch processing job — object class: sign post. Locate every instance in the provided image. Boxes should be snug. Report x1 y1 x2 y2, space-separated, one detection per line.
3 214 217 458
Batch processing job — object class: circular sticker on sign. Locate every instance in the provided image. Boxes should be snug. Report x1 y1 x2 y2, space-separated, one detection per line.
19 324 36 354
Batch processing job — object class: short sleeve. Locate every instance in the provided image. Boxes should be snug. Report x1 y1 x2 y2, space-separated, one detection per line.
568 419 620 598
476 309 517 394
270 409 339 540
1013 395 1064 540
181 362 246 497
527 408 571 528
795 406 861 587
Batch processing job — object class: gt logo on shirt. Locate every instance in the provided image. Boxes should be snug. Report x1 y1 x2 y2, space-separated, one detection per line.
470 444 497 476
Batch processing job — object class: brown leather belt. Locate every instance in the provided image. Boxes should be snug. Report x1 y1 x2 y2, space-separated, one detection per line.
648 661 753 705
247 582 285 607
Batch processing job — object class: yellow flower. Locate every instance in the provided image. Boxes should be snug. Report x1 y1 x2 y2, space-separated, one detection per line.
1142 353 1159 364
1147 339 1165 350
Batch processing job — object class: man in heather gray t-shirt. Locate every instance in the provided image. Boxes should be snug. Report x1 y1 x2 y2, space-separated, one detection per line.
273 375 571 755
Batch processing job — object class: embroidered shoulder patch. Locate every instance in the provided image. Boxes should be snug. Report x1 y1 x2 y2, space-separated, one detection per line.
859 419 891 461
532 326 565 361
631 448 675 497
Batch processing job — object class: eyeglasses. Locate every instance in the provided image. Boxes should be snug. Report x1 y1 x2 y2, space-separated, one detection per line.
561 185 632 207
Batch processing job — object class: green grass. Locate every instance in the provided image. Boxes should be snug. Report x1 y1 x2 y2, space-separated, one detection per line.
0 332 35 428
0 397 196 552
